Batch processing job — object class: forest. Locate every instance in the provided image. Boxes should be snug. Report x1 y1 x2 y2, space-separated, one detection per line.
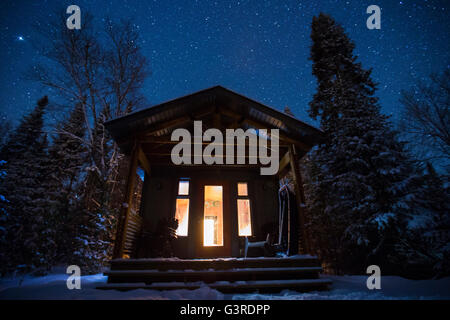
0 11 448 279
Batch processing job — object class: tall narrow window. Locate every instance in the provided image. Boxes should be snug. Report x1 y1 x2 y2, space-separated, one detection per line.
204 185 224 246
175 179 190 236
237 182 252 236
130 166 145 217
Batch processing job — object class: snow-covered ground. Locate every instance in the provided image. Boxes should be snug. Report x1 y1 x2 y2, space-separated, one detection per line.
1 268 449 300
232 275 450 300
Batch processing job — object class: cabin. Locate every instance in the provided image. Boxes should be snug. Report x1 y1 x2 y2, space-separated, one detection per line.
100 86 331 292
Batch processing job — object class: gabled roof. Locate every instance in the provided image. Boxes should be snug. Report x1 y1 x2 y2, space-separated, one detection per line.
105 85 323 148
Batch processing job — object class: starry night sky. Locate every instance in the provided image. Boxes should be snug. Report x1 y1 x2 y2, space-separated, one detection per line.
0 0 449 128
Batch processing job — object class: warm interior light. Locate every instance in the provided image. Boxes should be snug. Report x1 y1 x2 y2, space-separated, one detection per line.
237 199 252 236
203 186 223 246
204 217 216 246
175 198 189 236
178 180 189 195
237 183 248 196
240 224 252 236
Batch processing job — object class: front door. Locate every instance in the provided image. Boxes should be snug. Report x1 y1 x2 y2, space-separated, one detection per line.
195 180 231 257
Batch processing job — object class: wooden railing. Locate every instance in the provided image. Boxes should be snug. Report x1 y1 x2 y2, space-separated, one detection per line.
122 213 143 258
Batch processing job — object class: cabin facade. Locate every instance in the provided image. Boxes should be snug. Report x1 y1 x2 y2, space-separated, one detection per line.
102 86 330 292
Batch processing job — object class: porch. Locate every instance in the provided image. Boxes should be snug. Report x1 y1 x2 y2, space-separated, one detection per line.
98 256 331 293
102 86 330 292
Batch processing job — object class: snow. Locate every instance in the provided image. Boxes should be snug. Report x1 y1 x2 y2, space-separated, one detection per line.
1 269 449 300
371 212 395 230
0 269 223 300
113 255 317 263
107 267 321 275
231 276 450 300
407 213 432 230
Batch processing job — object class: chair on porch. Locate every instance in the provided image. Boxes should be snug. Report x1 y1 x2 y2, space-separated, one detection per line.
243 183 298 258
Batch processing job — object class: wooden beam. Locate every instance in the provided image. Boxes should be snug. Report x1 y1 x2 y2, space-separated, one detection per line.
227 111 311 152
145 108 221 136
288 144 311 254
190 109 215 120
139 135 174 144
123 110 217 147
213 108 221 129
143 115 191 136
140 135 290 147
219 108 311 152
137 145 151 175
242 118 311 153
278 150 291 177
113 142 139 259
277 132 311 153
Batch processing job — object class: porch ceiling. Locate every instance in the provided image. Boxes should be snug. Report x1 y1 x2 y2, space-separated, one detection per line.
105 85 323 156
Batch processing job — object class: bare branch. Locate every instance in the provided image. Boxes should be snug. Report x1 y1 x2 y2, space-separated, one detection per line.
400 70 450 165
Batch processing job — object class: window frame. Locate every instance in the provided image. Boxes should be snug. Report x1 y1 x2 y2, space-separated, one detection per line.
203 185 224 247
174 178 190 237
236 182 253 237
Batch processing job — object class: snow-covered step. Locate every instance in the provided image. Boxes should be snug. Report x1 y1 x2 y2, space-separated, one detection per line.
105 266 323 283
97 278 332 293
104 256 330 293
110 255 321 271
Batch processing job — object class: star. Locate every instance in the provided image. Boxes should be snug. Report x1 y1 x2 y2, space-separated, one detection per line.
0 0 448 136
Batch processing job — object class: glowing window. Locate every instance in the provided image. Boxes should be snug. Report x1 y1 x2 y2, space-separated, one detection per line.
178 180 189 195
203 185 223 246
175 179 190 236
237 182 248 196
175 198 189 236
237 199 252 236
237 183 252 236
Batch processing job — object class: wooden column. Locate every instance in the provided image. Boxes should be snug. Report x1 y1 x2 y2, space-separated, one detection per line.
288 144 311 254
278 151 291 177
113 142 139 259
138 146 151 175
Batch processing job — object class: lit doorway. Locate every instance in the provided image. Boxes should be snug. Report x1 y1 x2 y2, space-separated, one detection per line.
203 185 224 246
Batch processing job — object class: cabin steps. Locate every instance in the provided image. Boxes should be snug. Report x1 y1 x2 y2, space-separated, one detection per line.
108 256 322 270
99 256 332 293
97 278 332 293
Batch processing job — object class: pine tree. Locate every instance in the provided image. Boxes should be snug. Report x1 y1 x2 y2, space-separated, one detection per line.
47 103 87 263
304 14 417 274
72 111 117 272
0 116 12 149
0 160 8 270
0 96 56 274
404 163 450 277
30 13 149 272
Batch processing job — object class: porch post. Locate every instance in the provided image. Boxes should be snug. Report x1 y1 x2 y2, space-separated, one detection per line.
113 141 139 259
288 144 311 254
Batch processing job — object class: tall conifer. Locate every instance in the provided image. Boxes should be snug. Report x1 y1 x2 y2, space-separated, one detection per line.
0 97 56 273
304 14 416 273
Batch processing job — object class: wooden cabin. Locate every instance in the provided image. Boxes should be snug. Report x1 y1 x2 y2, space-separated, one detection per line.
102 86 330 292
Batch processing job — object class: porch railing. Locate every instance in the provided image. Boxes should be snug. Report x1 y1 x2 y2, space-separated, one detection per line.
122 213 143 258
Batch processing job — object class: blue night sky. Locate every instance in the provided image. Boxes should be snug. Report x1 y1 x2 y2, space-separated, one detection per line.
0 0 448 128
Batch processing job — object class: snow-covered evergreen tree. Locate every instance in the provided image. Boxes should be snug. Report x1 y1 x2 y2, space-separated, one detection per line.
47 103 87 263
304 13 418 274
0 160 8 271
401 163 450 277
0 97 56 274
29 13 149 272
0 116 12 149
70 111 118 273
